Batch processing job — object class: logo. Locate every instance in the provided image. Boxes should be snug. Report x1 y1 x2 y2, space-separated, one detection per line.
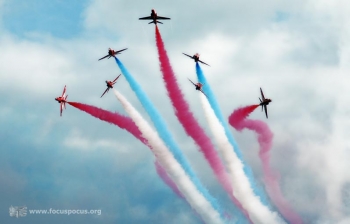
9 206 27 218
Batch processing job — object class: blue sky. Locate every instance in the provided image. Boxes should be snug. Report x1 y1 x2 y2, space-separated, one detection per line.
2 0 87 38
1 0 350 223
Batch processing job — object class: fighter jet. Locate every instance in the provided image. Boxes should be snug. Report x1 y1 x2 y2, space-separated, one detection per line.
139 9 170 24
98 48 127 61
55 85 68 117
101 74 121 98
183 53 210 66
188 78 207 97
259 87 272 119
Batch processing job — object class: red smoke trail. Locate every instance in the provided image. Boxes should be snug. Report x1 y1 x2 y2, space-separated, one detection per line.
68 102 146 143
68 102 184 199
229 105 303 224
155 26 250 222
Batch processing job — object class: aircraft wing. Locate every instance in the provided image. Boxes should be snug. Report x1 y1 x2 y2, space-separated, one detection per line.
199 60 210 66
113 74 121 83
156 16 170 20
115 48 128 55
139 16 152 20
200 89 208 98
64 95 68 109
98 55 109 61
60 102 64 116
183 53 193 59
101 88 110 98
260 88 265 100
188 78 196 87
264 105 268 118
62 85 66 97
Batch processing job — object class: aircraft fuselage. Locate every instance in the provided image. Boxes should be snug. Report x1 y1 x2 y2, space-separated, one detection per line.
106 81 114 88
151 11 157 22
108 50 114 56
260 99 272 106
195 83 203 90
55 97 66 103
193 54 200 62
151 10 156 17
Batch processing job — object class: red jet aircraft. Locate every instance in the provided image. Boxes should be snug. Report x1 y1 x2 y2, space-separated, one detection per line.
139 9 170 24
259 87 272 119
98 48 127 61
101 74 121 98
55 85 68 117
188 78 207 97
183 53 210 66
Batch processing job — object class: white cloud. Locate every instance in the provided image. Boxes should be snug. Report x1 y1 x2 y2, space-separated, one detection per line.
63 129 122 151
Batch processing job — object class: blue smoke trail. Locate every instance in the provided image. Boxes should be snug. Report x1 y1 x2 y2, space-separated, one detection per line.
196 62 269 205
115 58 224 218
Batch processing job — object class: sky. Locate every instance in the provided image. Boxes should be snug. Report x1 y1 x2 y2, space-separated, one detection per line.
1 0 350 223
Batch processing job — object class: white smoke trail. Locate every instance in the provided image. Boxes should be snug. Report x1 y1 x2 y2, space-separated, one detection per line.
199 93 284 224
114 89 223 224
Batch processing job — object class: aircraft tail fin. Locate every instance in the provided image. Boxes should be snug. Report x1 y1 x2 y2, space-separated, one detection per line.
149 20 163 24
